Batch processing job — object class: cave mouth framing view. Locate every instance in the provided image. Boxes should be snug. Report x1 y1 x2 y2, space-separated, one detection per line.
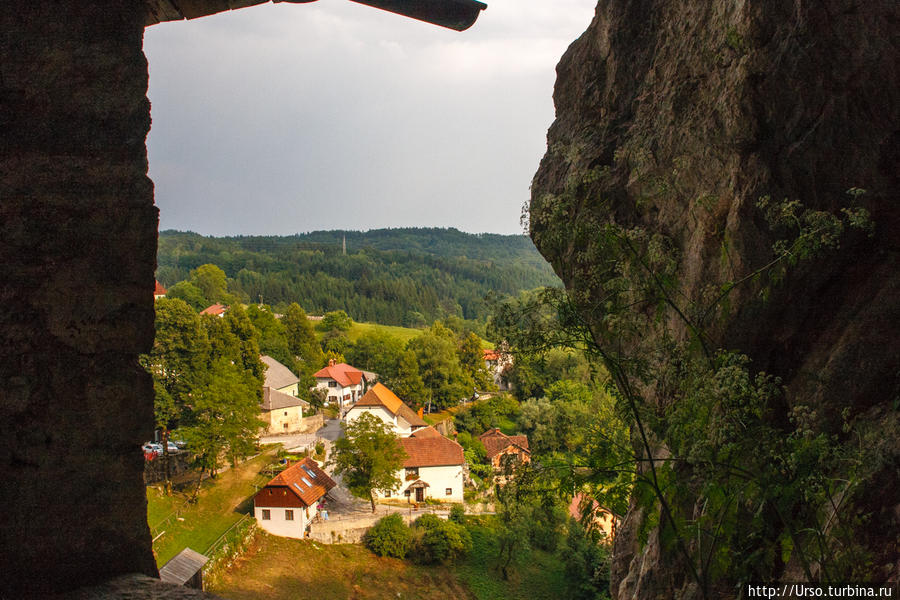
2 0 897 599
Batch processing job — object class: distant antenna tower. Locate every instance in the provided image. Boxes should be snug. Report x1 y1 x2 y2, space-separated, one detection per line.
342 234 346 256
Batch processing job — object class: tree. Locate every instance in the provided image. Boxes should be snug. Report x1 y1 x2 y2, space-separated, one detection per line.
166 280 207 312
181 358 264 495
282 302 324 369
459 332 494 391
318 309 353 332
348 331 428 408
407 322 473 411
189 263 228 305
385 350 428 410
141 298 209 491
247 304 292 369
329 412 407 512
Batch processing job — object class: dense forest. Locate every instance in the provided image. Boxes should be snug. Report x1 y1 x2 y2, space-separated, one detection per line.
156 229 559 326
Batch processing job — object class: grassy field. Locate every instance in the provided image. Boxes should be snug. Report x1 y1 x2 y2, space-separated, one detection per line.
146 449 278 566
452 518 567 600
345 321 424 343
211 533 475 600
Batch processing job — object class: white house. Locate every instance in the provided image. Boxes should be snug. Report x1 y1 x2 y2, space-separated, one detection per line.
261 355 301 397
253 458 336 539
313 360 366 412
344 383 428 437
483 348 513 391
375 427 466 503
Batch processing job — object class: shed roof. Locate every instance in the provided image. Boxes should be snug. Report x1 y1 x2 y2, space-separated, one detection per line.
158 548 209 586
261 355 300 390
261 387 309 411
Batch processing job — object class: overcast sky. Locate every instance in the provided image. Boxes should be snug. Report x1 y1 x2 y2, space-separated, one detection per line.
144 0 597 236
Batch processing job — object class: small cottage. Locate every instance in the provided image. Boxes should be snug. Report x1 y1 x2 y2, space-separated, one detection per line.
344 383 427 437
478 428 530 470
254 457 336 539
313 360 366 412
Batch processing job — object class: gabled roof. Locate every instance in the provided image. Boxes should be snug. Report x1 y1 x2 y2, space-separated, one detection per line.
154 280 167 296
400 427 464 467
260 457 336 507
482 349 500 361
200 303 228 317
313 362 364 387
261 355 300 390
261 386 309 411
351 383 428 428
478 428 530 460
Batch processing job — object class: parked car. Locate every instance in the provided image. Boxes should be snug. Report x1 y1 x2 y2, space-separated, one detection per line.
165 441 179 453
171 439 187 450
142 442 162 454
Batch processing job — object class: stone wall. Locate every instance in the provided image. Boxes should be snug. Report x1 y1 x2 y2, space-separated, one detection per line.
0 2 158 594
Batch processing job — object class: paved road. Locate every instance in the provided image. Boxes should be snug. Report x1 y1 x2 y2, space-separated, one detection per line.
316 418 343 442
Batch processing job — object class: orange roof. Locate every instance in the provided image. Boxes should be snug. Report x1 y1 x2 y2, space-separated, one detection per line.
351 383 428 427
313 362 363 387
482 349 500 361
200 303 228 316
154 280 167 295
258 457 336 507
354 383 403 414
400 428 464 467
478 428 530 460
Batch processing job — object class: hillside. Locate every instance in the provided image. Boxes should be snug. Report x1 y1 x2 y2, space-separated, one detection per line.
156 228 559 326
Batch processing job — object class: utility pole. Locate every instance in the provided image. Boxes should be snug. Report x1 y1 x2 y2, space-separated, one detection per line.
342 234 346 256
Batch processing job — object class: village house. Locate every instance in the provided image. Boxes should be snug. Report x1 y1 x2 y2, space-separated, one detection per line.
478 428 530 470
482 348 513 391
260 387 310 435
313 360 366 413
154 280 167 301
569 493 619 540
261 355 301 397
199 303 228 317
376 426 466 503
344 383 428 437
253 457 336 539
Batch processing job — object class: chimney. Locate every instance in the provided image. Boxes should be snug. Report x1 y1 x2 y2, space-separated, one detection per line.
329 359 335 367
417 407 424 418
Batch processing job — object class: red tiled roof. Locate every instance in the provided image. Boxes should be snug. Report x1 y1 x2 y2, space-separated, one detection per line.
313 362 363 387
354 383 403 414
154 280 167 295
200 303 228 316
482 349 500 361
478 428 530 460
257 457 335 507
400 428 464 467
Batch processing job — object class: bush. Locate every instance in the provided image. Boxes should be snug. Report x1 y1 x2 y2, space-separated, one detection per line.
449 504 466 524
363 513 412 558
411 515 472 564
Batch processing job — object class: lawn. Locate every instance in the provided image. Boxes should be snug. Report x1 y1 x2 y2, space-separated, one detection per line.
211 533 475 600
146 448 278 566
344 321 424 343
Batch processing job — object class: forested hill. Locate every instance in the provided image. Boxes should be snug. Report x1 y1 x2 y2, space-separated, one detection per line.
156 229 560 326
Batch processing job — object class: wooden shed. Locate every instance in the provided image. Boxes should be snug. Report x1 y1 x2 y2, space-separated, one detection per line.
159 547 209 590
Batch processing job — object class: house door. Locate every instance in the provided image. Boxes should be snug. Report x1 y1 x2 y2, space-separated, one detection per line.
415 487 424 502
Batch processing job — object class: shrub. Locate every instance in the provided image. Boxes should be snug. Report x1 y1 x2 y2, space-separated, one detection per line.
449 504 466 524
410 515 472 564
363 513 412 558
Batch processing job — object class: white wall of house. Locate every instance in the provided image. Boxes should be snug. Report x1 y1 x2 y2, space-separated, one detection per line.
254 503 319 539
275 382 300 397
345 406 396 430
375 464 464 503
315 379 363 410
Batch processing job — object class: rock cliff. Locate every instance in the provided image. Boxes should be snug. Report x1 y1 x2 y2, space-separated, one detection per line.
531 1 899 597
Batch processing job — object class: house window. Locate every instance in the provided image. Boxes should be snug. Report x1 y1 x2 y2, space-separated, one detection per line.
283 423 288 430
328 395 337 403
404 490 411 497
405 467 419 480
328 381 337 388
261 509 271 520
285 510 294 520
384 490 391 498
446 488 453 496
284 411 288 416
